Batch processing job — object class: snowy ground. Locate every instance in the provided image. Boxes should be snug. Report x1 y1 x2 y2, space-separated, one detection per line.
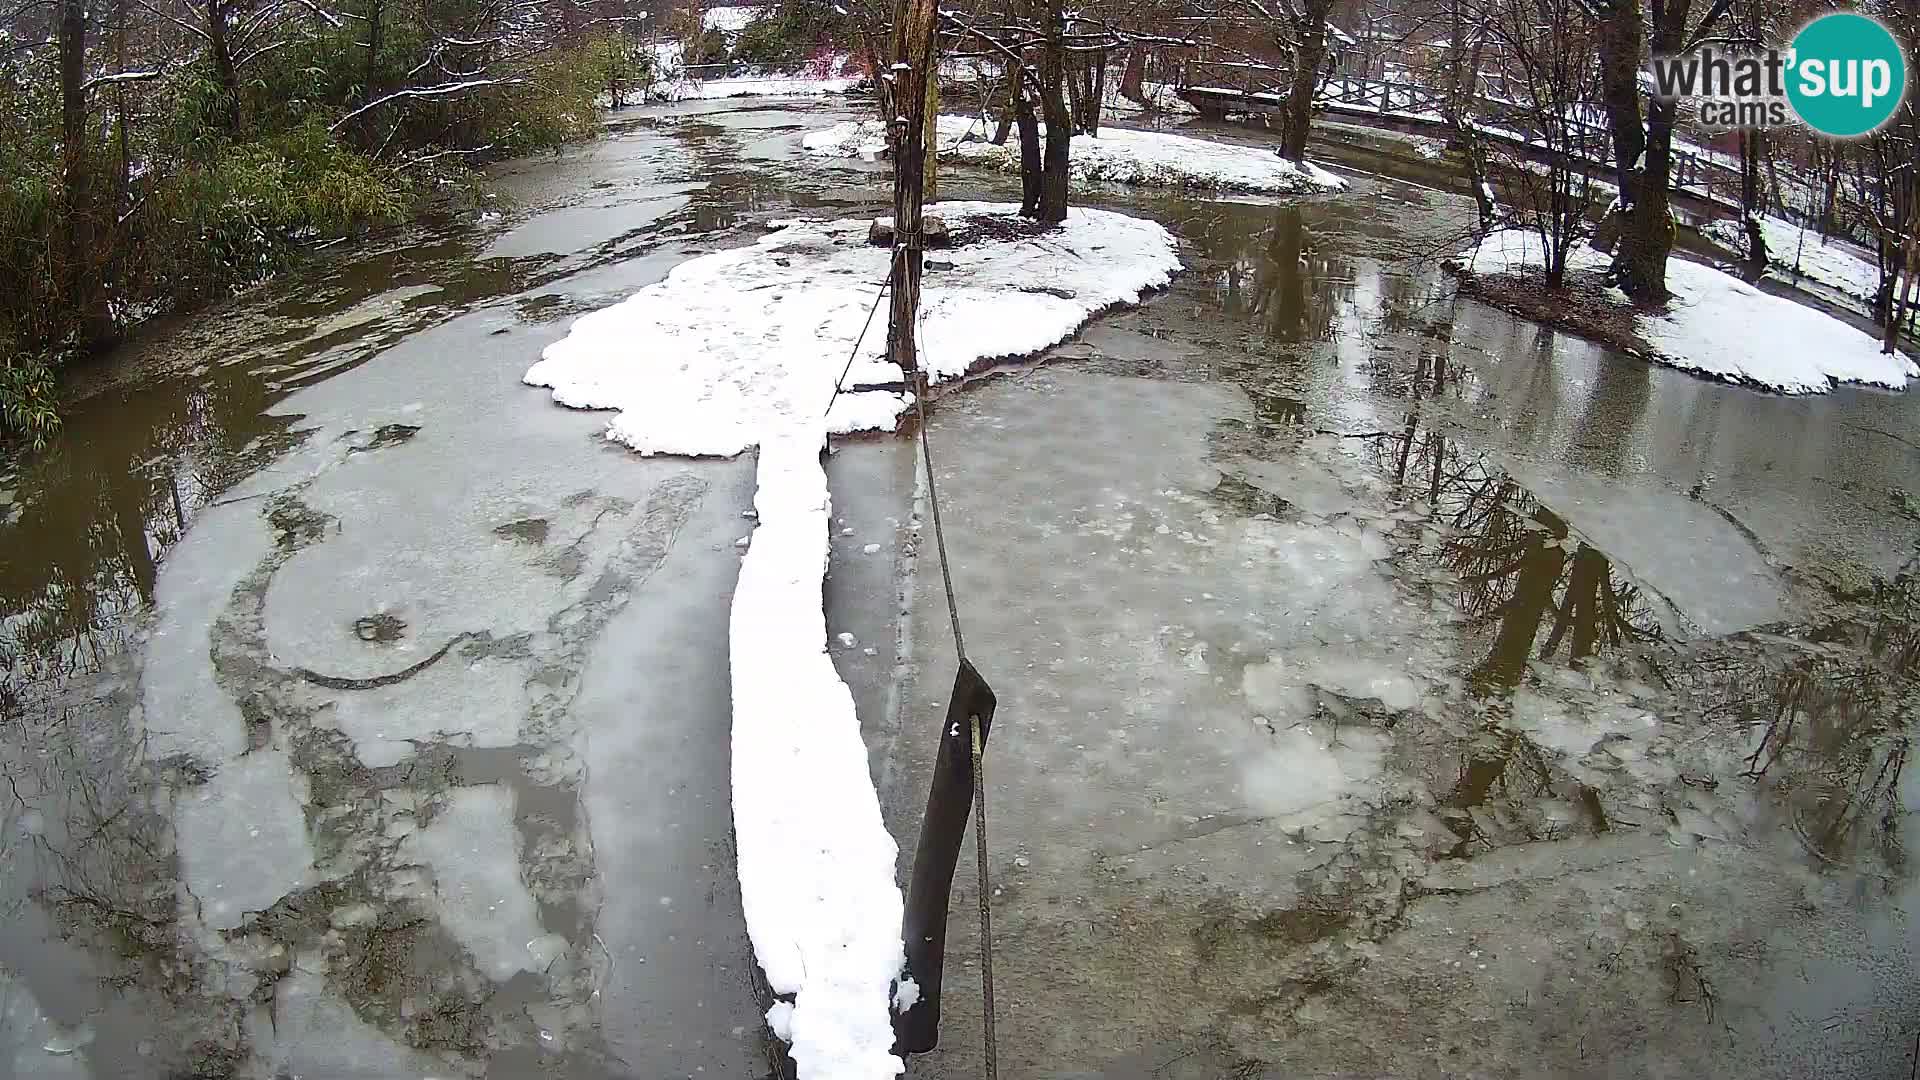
1701 213 1884 304
1103 79 1199 116
524 202 1180 1078
802 114 1347 193
657 73 859 101
646 37 858 101
701 4 763 32
1456 229 1918 394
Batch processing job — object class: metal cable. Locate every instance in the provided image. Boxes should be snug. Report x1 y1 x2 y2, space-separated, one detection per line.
823 255 897 420
910 324 966 663
969 710 998 1080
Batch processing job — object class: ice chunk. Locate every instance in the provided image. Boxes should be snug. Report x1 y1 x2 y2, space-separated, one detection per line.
175 749 317 930
398 785 546 981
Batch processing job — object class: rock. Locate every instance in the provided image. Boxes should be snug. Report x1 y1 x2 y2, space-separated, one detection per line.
866 216 951 249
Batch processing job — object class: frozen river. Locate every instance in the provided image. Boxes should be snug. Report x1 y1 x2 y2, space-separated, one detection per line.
1 99 1916 1078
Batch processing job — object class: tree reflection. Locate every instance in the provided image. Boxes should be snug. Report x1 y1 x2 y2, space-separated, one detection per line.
1182 203 1343 345
1365 413 1661 695
1 373 302 696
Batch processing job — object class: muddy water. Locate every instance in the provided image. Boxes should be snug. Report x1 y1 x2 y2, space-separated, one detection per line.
0 98 1915 1079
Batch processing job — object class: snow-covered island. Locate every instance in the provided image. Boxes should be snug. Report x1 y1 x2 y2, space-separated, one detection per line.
524 202 1179 1079
1452 229 1918 395
803 114 1349 195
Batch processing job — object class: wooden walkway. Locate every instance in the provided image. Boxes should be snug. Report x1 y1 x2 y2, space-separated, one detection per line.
1177 65 1744 217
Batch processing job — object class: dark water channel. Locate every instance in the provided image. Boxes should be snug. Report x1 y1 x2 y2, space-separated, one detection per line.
0 99 1916 1078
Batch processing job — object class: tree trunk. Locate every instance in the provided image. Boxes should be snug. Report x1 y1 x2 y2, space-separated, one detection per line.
112 0 129 214
923 40 939 202
1740 128 1768 281
1279 0 1331 162
1063 53 1086 133
1885 189 1919 354
991 62 1019 144
58 0 112 346
885 0 937 374
1594 0 1644 192
1086 51 1105 136
1016 82 1041 217
1119 44 1145 105
364 0 384 106
1036 2 1070 223
206 0 242 132
1613 99 1676 299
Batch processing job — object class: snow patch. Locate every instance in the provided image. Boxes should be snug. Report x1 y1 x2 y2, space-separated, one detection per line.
525 202 1180 1079
1701 213 1882 305
1456 229 1918 394
526 202 1180 453
702 4 763 32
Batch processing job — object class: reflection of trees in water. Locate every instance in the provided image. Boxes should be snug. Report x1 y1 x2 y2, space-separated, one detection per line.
1181 204 1344 345
1 377 299 696
1734 567 1918 865
1366 404 1661 696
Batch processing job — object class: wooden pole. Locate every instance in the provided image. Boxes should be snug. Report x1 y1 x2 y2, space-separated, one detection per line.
887 0 938 377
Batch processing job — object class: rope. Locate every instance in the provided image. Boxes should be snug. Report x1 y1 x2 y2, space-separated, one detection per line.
822 254 897 420
908 299 994 1076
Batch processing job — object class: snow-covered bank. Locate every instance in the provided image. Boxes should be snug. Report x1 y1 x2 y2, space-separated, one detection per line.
524 202 1179 1077
1455 229 1917 394
802 114 1347 193
1701 213 1882 305
645 45 859 101
657 73 859 100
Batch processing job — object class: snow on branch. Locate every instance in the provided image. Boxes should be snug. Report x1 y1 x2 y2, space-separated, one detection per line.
82 68 163 90
329 76 524 130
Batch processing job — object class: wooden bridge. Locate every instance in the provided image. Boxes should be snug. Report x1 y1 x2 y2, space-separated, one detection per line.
1176 62 1745 218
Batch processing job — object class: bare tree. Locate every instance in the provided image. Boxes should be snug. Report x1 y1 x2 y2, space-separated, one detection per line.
1588 0 1741 300
1477 0 1602 286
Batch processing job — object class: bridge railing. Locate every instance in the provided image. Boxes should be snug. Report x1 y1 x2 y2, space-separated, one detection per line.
1318 76 1449 118
1178 68 1744 209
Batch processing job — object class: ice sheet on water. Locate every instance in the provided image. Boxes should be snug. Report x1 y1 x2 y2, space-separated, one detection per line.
0 970 89 1079
397 784 547 982
175 750 317 931
526 203 1180 1080
1240 724 1389 819
265 968 445 1078
141 502 276 769
1244 648 1424 714
1503 466 1785 635
323 655 529 768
